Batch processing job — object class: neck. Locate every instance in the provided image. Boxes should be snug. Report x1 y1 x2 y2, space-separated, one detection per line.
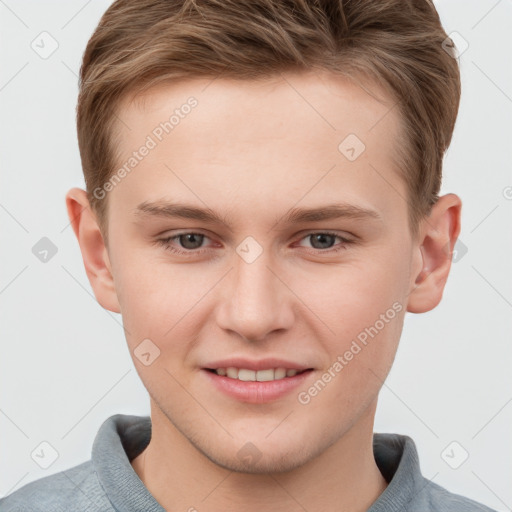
132 398 388 512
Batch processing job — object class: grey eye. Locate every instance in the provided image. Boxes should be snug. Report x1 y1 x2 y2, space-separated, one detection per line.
178 233 205 249
308 233 337 249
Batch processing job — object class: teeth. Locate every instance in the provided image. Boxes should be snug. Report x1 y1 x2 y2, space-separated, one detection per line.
226 367 238 379
274 368 286 379
238 369 256 381
256 369 274 382
214 367 305 381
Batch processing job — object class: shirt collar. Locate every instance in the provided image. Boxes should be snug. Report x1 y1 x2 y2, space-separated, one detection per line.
369 432 431 511
92 414 164 512
92 414 428 512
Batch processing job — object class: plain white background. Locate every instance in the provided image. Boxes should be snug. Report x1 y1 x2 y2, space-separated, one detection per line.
1 1 511 510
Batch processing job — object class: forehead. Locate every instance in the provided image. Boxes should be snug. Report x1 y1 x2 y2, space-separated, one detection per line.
108 70 406 229
126 69 394 124
115 69 399 153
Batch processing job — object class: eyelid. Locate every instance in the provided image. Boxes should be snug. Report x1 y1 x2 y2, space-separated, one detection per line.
159 228 355 242
295 231 353 246
157 228 226 245
294 228 356 242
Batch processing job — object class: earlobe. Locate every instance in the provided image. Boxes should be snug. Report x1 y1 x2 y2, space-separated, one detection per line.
65 188 121 314
406 193 462 314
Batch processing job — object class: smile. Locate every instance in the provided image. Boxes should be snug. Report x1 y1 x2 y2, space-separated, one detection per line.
207 367 311 381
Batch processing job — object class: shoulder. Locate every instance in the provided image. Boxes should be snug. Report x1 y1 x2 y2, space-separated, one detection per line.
418 478 498 512
372 432 498 512
0 460 114 512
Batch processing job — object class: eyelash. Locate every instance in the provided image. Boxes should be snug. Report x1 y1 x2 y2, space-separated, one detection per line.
155 231 355 257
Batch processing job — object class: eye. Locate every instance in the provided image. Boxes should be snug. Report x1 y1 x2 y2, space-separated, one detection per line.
173 233 205 250
297 232 354 253
155 230 355 257
156 232 213 256
301 232 338 250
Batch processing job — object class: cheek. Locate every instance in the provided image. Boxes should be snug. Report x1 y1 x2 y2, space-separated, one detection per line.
113 252 176 338
113 255 207 394
293 246 407 334
292 248 407 390
113 249 220 355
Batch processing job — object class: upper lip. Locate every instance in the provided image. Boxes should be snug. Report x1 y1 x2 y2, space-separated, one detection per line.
203 357 314 372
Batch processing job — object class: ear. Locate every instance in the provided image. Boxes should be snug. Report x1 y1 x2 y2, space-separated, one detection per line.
65 187 121 314
406 193 462 314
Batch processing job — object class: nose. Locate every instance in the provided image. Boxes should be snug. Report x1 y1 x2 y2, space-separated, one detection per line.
215 247 295 342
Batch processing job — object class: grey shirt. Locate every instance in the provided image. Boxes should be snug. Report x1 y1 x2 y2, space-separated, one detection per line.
0 414 497 511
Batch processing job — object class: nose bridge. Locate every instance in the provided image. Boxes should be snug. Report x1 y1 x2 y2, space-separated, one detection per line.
217 241 293 341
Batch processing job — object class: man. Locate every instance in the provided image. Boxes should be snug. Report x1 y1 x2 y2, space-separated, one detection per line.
0 0 497 510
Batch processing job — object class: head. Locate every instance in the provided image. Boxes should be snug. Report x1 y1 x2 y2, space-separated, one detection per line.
67 0 462 473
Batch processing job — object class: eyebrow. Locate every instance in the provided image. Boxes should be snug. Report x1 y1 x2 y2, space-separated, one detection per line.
133 200 382 229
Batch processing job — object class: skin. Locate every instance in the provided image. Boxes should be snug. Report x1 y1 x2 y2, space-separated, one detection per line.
66 70 461 512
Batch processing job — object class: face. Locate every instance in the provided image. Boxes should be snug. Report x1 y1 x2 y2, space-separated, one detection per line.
102 70 420 473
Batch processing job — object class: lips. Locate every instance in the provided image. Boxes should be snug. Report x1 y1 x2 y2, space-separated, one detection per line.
201 357 315 403
202 367 314 403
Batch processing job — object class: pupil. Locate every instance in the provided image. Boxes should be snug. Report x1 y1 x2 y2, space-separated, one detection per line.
180 233 203 249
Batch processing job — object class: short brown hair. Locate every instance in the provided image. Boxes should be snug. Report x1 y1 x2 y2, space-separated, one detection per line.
77 0 461 243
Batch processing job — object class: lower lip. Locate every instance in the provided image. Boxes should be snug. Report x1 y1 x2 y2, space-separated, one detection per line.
202 369 313 404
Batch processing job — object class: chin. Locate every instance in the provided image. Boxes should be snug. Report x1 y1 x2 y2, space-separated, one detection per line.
207 447 313 475
191 432 324 475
